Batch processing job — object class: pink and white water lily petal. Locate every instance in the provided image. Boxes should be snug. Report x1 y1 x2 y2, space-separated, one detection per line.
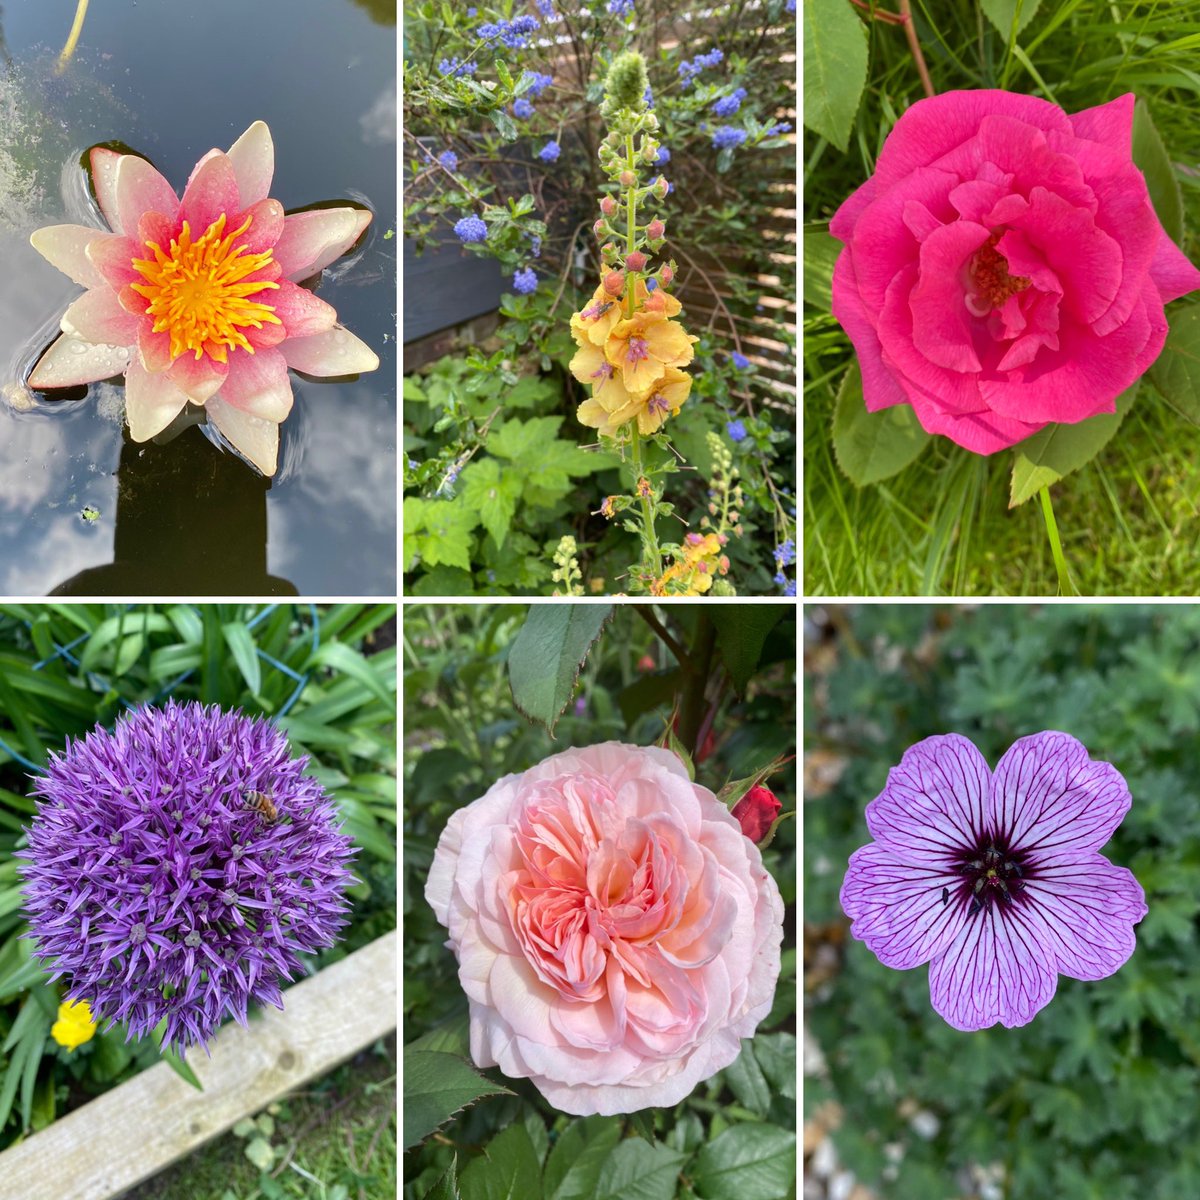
841 732 1146 1031
28 121 379 475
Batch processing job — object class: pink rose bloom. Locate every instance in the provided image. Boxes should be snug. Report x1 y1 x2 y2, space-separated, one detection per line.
830 90 1200 454
27 121 379 475
425 742 784 1115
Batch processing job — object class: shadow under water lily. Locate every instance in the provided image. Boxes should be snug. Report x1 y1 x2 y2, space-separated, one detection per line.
27 120 379 475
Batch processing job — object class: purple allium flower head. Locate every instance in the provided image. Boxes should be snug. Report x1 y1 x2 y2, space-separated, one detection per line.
21 701 356 1051
840 732 1147 1032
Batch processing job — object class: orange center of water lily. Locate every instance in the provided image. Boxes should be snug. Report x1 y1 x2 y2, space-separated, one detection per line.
129 213 281 362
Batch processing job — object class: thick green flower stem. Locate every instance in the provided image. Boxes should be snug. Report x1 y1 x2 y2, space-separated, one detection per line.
624 132 638 318
630 427 662 577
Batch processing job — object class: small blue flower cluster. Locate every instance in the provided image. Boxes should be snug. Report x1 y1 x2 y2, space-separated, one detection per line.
643 84 654 109
521 70 554 98
438 150 458 171
786 0 796 11
513 98 534 119
712 126 748 150
712 87 747 117
774 539 796 568
538 140 561 162
439 56 477 77
679 47 723 87
536 0 555 14
608 0 634 14
478 14 539 49
646 277 658 291
453 214 488 243
731 350 750 369
656 146 671 164
513 266 539 294
726 419 747 442
766 121 793 136
529 234 542 257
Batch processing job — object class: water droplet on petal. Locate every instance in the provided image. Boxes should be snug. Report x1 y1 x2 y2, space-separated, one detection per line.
69 341 87 354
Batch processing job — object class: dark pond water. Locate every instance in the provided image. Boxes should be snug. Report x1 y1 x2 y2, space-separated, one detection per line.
0 0 396 595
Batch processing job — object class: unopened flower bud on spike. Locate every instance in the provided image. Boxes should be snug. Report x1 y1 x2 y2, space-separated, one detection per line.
647 219 665 240
625 250 648 272
601 196 617 216
604 270 626 296
603 50 649 116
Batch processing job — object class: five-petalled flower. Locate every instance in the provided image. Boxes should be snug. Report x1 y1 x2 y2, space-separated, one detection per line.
841 732 1147 1031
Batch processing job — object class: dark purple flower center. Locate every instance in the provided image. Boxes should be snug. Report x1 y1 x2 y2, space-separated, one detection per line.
952 836 1031 916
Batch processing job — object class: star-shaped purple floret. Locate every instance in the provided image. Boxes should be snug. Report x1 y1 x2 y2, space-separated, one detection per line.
20 700 357 1050
840 732 1147 1031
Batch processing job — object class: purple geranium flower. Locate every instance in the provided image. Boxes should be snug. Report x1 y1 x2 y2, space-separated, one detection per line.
21 701 356 1051
840 732 1146 1032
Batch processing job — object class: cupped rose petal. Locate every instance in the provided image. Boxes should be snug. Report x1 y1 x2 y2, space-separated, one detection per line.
124 358 189 441
1069 92 1135 155
204 394 280 476
29 225 109 289
28 335 131 389
281 326 380 375
114 155 179 239
226 121 275 208
1150 232 1200 304
274 208 372 280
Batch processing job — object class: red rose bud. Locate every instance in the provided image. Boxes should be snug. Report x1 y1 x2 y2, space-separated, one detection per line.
620 169 637 187
625 250 648 272
600 196 617 216
646 219 665 240
660 264 674 284
604 270 625 296
732 786 782 844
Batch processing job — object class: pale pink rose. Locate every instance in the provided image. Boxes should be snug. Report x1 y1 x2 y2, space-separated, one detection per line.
425 742 784 1115
830 90 1200 454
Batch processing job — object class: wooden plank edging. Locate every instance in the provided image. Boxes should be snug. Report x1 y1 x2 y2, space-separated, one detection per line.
0 930 398 1200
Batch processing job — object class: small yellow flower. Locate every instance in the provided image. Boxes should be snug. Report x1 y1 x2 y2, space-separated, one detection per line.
570 285 623 348
636 366 692 435
604 313 695 394
52 998 97 1050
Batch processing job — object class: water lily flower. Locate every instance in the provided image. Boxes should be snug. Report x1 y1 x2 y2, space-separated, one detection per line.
27 121 379 475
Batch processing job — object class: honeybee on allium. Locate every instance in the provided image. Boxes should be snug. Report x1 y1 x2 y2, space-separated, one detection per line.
245 790 278 822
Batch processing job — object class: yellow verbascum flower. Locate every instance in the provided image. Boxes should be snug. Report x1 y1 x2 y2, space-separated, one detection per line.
651 532 729 596
637 367 692 435
604 313 695 394
52 998 97 1050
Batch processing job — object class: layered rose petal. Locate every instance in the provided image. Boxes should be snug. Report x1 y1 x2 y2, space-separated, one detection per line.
842 733 1147 1032
829 89 1200 454
27 121 378 476
424 742 784 1115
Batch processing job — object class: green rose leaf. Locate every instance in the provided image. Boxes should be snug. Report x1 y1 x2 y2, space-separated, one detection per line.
691 1124 797 1200
460 1123 544 1200
1148 301 1200 421
402 1049 511 1151
832 362 931 486
803 0 868 152
1008 383 1138 508
1132 99 1184 246
508 604 613 735
980 0 1045 37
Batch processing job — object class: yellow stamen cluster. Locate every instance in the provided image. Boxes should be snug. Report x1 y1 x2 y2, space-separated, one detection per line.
130 213 281 362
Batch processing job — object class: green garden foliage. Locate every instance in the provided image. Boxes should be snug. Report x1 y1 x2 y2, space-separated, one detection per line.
0 604 397 1149
404 604 797 1200
806 604 1200 1198
404 1 797 596
804 0 1200 595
